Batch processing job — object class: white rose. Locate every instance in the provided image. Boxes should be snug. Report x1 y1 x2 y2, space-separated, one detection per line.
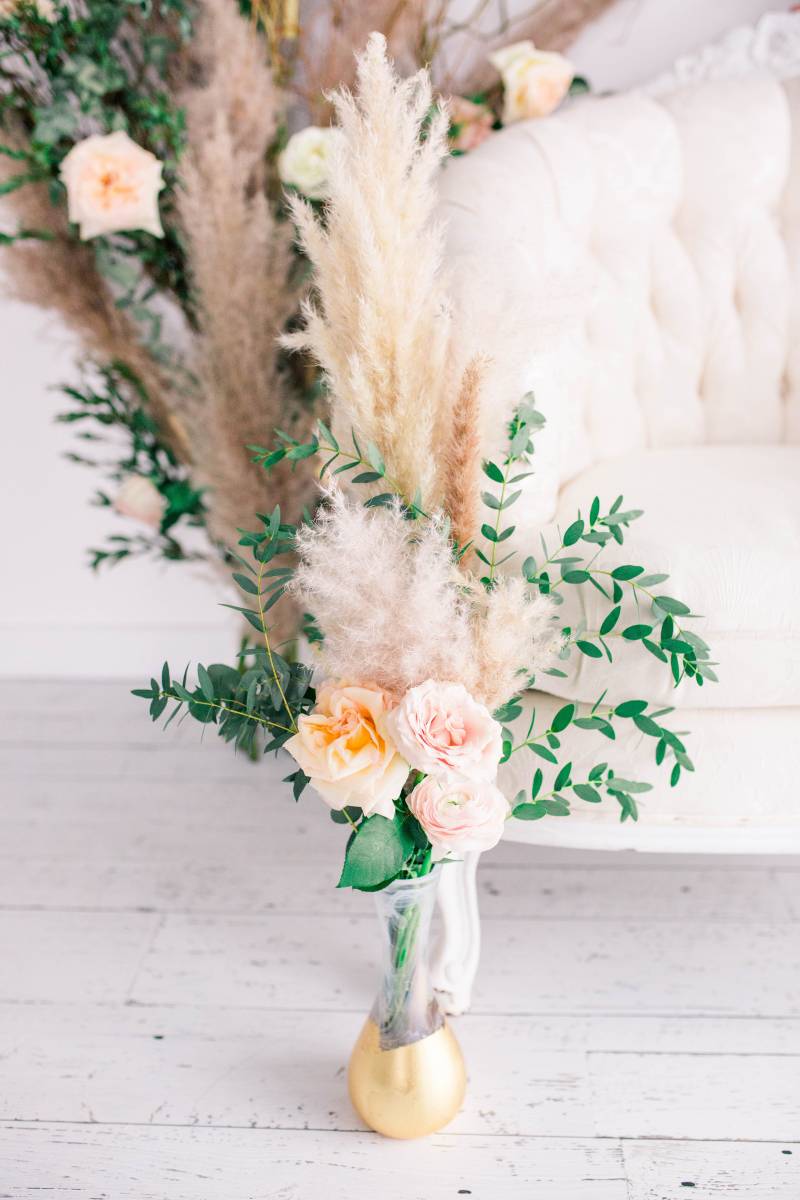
59 131 165 241
278 126 338 201
489 40 574 123
113 475 166 528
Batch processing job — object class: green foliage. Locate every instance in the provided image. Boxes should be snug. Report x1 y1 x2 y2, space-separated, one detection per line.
57 361 206 568
0 0 192 305
139 393 716 880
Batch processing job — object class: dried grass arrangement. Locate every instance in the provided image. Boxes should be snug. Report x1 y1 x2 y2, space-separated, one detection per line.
0 0 612 642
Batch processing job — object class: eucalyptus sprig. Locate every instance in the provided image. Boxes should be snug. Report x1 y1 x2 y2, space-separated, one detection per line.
58 360 206 569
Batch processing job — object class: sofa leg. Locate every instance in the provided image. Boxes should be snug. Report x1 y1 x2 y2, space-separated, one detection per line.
431 851 481 1015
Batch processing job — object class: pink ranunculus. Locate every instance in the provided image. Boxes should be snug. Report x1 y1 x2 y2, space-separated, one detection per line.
387 680 503 781
407 774 508 860
112 474 166 528
448 96 494 152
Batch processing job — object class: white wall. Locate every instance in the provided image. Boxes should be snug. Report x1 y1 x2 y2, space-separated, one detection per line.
0 0 781 678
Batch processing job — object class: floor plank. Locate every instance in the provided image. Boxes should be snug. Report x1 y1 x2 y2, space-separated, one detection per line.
2 680 799 1196
0 1123 629 1200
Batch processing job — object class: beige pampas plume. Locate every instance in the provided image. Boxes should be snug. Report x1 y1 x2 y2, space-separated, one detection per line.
285 32 458 509
468 576 559 710
292 488 477 697
176 0 314 555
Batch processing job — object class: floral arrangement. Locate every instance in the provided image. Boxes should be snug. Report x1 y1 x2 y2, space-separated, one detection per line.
135 35 716 893
0 0 604 643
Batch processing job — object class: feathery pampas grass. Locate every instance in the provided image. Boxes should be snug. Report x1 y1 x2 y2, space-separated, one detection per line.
293 489 557 710
284 32 468 509
177 0 313 552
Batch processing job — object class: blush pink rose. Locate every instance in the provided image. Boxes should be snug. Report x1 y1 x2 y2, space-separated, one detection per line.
113 475 166 528
407 775 508 859
386 680 503 781
59 130 165 241
448 96 494 152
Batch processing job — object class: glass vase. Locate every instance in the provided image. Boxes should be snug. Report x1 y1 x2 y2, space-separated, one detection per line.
347 869 467 1138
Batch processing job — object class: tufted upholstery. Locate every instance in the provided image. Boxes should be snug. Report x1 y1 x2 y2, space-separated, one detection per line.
436 33 800 846
439 73 800 539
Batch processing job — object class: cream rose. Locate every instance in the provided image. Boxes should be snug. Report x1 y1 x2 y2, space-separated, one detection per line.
448 96 494 153
408 774 508 860
285 682 409 818
59 131 165 241
489 40 574 123
386 680 503 782
278 126 338 201
113 475 166 528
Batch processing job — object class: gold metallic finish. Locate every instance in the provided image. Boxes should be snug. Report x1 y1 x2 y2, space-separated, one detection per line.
347 1018 467 1139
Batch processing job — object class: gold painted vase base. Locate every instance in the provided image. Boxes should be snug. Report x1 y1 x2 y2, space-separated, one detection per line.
348 1017 467 1139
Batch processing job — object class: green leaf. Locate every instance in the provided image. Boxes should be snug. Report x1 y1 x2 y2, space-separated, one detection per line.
614 699 648 718
529 744 558 764
573 783 602 804
589 497 600 525
577 640 602 658
599 606 621 635
562 569 590 584
563 519 584 546
233 572 259 595
317 420 338 451
622 624 653 640
654 595 691 616
611 565 644 580
483 460 504 484
197 665 215 703
365 442 386 475
513 801 547 820
531 768 543 800
551 703 575 733
337 815 407 890
606 778 653 794
554 762 572 791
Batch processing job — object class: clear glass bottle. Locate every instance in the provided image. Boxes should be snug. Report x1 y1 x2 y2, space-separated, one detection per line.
348 870 467 1138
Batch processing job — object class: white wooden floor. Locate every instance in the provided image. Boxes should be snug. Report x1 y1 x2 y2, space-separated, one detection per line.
1 681 799 1199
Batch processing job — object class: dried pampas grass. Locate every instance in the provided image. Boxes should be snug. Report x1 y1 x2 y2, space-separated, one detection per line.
292 489 557 710
177 0 313 553
285 32 459 509
293 489 475 695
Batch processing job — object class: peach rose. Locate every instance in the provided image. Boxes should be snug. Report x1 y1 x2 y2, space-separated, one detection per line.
489 40 574 123
386 680 503 782
407 774 508 860
59 131 165 241
448 96 494 152
112 475 166 528
285 682 409 818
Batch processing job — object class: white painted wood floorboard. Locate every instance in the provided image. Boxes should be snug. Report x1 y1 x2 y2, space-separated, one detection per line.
0 681 798 1199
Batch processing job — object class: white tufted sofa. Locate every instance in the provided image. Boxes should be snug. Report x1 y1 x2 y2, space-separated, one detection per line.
431 13 800 1013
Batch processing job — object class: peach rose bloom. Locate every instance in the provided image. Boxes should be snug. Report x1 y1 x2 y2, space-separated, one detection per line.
286 682 409 818
59 131 165 241
386 680 503 782
448 96 494 152
408 775 508 860
489 41 574 123
113 475 166 528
